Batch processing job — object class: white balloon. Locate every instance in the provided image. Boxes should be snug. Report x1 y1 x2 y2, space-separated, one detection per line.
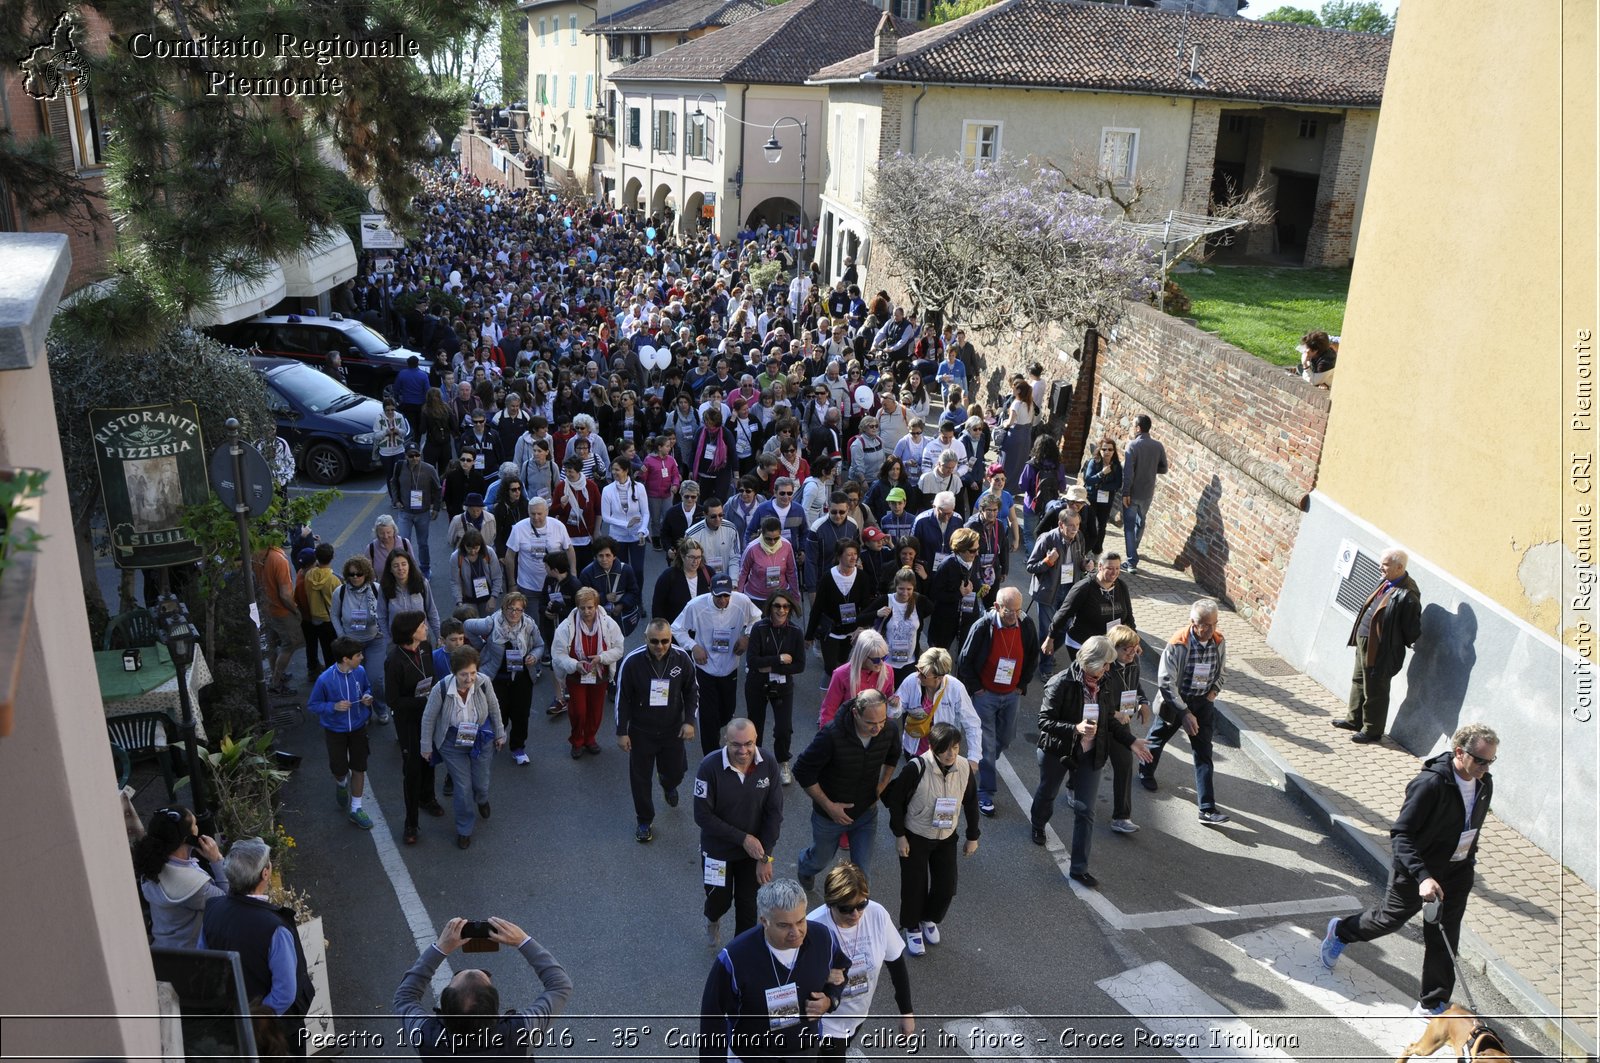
638 344 656 364
854 385 875 409
651 348 674 371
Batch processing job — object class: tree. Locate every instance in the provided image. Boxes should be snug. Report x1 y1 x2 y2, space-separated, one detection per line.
1320 0 1394 33
418 5 504 104
500 9 529 106
927 0 999 26
1259 6 1323 24
864 153 1158 342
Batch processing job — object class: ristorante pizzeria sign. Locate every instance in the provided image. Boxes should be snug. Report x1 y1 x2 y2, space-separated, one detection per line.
89 403 208 568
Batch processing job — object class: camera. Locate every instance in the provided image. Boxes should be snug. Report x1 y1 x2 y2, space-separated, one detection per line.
461 920 499 952
461 920 493 938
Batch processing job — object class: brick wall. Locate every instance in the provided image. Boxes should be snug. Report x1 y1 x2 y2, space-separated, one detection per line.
1304 109 1374 267
1179 100 1222 214
1088 302 1330 631
459 129 540 193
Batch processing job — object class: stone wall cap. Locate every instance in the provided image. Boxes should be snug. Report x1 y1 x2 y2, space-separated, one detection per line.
0 233 72 372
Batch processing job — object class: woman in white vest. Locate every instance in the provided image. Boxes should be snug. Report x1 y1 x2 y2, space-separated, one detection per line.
883 721 981 956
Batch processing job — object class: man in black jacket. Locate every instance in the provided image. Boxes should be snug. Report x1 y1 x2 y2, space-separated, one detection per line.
615 619 699 844
1321 723 1498 1017
1337 548 1423 742
694 718 784 943
793 690 901 890
956 587 1039 818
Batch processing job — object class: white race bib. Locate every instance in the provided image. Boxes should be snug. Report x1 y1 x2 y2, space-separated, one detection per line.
505 648 525 674
1120 690 1138 710
703 854 728 886
474 454 486 470
766 565 782 589
839 602 857 625
649 678 671 706
711 630 733 654
580 669 598 684
1192 661 1214 685
1084 702 1100 723
409 489 424 509
843 951 871 998
932 796 959 831
993 657 1017 686
770 672 786 685
1451 828 1479 862
765 984 800 1029
1096 490 1110 504
472 577 490 599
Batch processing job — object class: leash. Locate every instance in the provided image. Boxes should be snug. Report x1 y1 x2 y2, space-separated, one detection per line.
1423 898 1481 1013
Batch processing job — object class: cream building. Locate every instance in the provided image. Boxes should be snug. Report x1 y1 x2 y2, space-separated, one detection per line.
808 0 1389 283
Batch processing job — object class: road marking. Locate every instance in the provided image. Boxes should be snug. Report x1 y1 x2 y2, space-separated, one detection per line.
940 1006 1085 1062
1096 961 1302 1061
1226 922 1421 1060
360 790 454 996
995 753 1361 931
327 490 387 554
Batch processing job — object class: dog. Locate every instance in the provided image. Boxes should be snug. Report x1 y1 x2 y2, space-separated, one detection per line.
1395 1004 1511 1062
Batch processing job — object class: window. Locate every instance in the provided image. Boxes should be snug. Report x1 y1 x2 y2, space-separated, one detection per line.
854 116 866 200
570 15 578 44
63 75 106 169
652 109 677 153
535 74 547 105
627 106 642 147
607 34 622 60
1225 114 1246 133
606 88 617 120
568 75 577 108
584 75 593 110
1099 127 1139 183
895 0 924 18
1298 117 1319 139
961 120 1000 169
636 34 652 59
687 113 709 159
538 17 546 45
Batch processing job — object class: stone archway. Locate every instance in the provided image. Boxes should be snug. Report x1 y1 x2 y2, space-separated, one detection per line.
623 176 643 211
682 191 705 237
745 196 801 229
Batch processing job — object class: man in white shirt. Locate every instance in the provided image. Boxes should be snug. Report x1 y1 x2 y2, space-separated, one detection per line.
875 392 909 453
672 575 762 757
687 499 745 588
504 499 577 599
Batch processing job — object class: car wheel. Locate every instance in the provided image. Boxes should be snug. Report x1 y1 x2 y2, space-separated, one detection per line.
303 442 350 485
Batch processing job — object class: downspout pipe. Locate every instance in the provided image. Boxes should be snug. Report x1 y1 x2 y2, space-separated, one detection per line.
734 83 749 237
907 83 928 154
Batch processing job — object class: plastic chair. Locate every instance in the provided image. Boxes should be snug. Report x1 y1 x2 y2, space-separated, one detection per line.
104 608 160 650
107 712 178 800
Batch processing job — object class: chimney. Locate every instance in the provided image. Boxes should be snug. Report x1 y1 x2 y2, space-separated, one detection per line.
1189 42 1202 78
874 11 898 64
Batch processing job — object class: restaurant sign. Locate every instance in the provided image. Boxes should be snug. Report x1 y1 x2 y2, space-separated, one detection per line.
89 403 209 568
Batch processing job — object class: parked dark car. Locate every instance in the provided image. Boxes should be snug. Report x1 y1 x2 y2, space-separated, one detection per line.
215 314 422 399
251 357 384 485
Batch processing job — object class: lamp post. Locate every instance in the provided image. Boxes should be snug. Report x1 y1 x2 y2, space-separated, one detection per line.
156 593 213 836
762 116 808 280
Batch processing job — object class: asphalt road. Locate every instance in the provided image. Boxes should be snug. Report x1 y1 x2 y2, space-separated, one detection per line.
246 471 1547 1061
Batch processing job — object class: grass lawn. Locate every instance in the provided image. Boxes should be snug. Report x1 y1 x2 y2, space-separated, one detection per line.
1171 265 1351 366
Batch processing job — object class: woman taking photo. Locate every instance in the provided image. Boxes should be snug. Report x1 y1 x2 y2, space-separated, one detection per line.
884 722 980 955
420 645 506 850
805 863 915 1056
380 549 440 643
1079 438 1122 556
133 806 226 948
744 589 806 784
875 568 933 686
818 630 896 727
384 611 445 845
463 592 546 768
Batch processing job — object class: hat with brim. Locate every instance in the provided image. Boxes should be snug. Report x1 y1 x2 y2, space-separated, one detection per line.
1065 485 1090 503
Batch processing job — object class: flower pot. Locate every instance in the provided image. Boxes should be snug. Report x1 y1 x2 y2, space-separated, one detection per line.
297 915 335 1044
0 468 44 737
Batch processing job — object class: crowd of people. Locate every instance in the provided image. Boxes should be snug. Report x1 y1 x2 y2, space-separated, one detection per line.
128 163 1485 1053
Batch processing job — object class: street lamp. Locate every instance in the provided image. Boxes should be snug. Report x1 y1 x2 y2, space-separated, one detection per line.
156 593 212 836
763 116 807 279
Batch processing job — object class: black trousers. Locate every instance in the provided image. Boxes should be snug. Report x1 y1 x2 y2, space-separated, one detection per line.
897 831 960 930
703 853 761 934
494 669 535 752
392 706 438 832
628 731 687 826
1107 737 1134 821
1346 636 1396 737
301 620 336 674
821 633 853 677
698 669 740 756
744 673 795 762
818 1033 853 1058
1335 865 1473 1009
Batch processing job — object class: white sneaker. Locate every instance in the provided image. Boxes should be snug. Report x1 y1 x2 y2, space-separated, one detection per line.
1110 819 1140 833
920 922 940 946
512 750 530 766
905 930 925 956
780 762 793 786
1410 1002 1446 1018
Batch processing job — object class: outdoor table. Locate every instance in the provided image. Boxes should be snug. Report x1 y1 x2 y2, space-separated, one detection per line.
98 644 213 746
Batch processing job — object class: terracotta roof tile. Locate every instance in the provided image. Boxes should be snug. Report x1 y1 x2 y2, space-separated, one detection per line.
589 0 771 35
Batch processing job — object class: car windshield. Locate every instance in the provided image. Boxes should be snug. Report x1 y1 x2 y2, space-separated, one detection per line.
346 323 395 354
271 361 361 414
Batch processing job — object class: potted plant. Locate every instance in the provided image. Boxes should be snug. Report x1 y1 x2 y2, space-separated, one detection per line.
0 468 47 736
197 731 290 842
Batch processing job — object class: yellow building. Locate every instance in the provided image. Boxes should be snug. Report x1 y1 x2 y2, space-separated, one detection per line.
1268 0 1597 886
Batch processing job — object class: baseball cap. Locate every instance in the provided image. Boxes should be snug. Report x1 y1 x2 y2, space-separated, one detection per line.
465 493 485 508
405 444 421 455
885 487 907 503
862 526 887 544
711 574 734 595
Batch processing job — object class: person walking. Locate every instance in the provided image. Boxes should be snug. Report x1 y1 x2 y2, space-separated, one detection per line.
956 587 1040 819
818 631 896 728
307 638 377 829
695 718 783 942
1102 624 1152 835
420 645 506 850
552 587 625 760
892 648 982 767
793 690 901 888
672 576 763 757
1040 553 1136 663
744 591 806 785
1080 438 1122 556
806 863 916 1056
1336 547 1423 743
1141 598 1231 825
806 539 879 678
462 593 546 768
1026 509 1085 675
884 722 980 954
615 618 699 844
390 446 443 577
600 458 649 577
385 612 446 845
1119 414 1167 574
1322 724 1499 1017
332 556 388 721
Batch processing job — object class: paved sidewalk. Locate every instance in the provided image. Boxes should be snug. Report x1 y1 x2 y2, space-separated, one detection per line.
1117 560 1598 1060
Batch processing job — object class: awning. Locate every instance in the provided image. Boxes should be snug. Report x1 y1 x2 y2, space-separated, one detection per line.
279 229 358 297
187 260 286 327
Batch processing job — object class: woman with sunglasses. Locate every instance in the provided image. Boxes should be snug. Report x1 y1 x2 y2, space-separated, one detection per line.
818 630 896 728
331 555 388 721
1078 437 1120 555
491 478 529 556
744 590 806 784
385 610 446 844
883 721 980 955
133 805 226 948
805 539 880 677
738 515 799 611
806 863 916 1056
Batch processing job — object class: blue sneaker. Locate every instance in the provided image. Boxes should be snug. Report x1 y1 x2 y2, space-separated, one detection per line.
1320 917 1346 969
1409 1002 1447 1018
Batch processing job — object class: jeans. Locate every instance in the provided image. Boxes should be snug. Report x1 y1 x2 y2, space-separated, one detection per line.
396 510 434 573
1123 501 1148 566
437 744 492 836
1031 751 1103 874
1033 587 1066 674
1143 697 1217 810
357 636 388 714
798 804 878 882
971 688 1020 802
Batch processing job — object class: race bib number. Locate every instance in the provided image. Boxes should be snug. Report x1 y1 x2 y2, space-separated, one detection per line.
1083 702 1100 723
843 952 871 998
765 984 800 1029
960 592 977 614
770 672 786 684
935 551 951 568
580 669 599 684
475 454 486 470
766 565 782 589
888 633 914 666
1451 828 1479 862
649 678 671 706
472 577 491 599
506 648 525 674
703 854 727 886
453 720 480 748
567 512 581 527
711 630 733 654
1120 690 1138 711
1096 490 1110 504
704 444 719 463
993 657 1017 686
932 796 959 832
409 489 424 509
1192 661 1214 686
839 602 857 625
980 552 995 569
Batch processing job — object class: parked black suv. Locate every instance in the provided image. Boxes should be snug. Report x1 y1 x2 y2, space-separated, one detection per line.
251 357 384 485
213 314 422 399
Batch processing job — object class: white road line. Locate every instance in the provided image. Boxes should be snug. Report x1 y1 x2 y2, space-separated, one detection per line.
940 1006 1083 1062
1226 922 1421 1060
361 790 454 996
1096 961 1302 1061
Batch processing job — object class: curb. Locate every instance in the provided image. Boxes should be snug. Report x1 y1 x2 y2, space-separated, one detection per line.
1209 698 1599 1062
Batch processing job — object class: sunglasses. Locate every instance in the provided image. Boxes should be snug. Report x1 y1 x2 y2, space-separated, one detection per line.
832 900 869 913
770 603 791 611
648 638 672 646
868 655 887 665
1465 751 1497 766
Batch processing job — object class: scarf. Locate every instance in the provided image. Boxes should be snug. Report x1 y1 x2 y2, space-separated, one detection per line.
560 476 590 525
758 535 785 556
693 425 727 476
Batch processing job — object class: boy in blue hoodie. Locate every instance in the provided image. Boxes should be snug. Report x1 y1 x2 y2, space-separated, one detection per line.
309 637 376 829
